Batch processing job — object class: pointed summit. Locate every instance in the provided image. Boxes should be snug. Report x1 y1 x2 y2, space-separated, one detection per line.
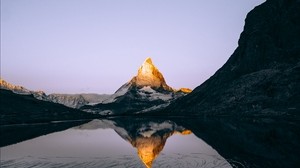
144 57 153 64
130 58 173 91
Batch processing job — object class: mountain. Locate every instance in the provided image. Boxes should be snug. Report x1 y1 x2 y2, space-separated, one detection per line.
47 93 111 108
0 88 95 146
163 0 300 117
0 79 48 100
1 57 190 113
0 79 31 94
131 57 173 91
81 57 191 115
0 79 110 108
0 89 95 125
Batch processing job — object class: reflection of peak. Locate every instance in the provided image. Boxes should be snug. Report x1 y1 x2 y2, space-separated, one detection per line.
132 126 191 168
130 58 173 92
134 135 168 168
76 118 191 168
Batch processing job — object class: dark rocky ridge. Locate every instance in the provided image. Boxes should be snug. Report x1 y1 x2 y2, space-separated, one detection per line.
0 89 95 125
164 0 300 117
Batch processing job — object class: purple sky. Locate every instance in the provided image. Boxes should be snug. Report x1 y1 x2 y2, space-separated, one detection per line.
1 0 265 94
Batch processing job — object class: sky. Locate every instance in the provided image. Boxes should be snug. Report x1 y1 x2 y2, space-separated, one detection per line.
1 0 265 94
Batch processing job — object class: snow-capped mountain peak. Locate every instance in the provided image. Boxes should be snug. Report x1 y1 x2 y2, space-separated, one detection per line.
81 58 192 115
130 57 173 92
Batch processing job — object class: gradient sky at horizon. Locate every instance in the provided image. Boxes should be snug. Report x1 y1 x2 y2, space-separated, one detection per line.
1 0 265 94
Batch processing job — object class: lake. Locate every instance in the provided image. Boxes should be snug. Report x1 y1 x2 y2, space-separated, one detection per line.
1 117 299 168
0 117 231 168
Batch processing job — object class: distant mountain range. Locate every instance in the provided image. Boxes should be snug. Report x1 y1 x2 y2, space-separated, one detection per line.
0 79 110 108
0 89 95 126
1 57 191 115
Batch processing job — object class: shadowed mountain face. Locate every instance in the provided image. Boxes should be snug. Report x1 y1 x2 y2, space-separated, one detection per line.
0 89 94 126
0 89 95 146
164 0 300 117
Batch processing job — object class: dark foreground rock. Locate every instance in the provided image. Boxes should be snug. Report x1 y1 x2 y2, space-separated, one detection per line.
164 0 300 117
0 89 95 125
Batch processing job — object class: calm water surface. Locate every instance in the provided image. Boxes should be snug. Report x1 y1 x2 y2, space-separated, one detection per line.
0 118 231 168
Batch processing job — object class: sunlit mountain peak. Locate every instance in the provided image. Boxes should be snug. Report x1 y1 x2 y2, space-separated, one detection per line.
144 57 153 64
130 57 173 91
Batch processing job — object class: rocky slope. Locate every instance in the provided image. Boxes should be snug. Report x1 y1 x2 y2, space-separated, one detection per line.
0 79 110 108
0 79 48 100
0 79 31 94
81 58 191 115
47 93 110 108
163 0 300 117
0 89 95 125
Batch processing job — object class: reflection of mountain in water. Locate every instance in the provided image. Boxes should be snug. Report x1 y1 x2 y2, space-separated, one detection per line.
76 118 191 168
127 122 191 168
1 116 298 168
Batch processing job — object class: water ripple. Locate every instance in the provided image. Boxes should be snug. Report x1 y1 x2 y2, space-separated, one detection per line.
1 153 232 168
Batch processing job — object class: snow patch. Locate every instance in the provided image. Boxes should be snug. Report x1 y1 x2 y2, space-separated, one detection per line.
137 87 174 101
136 103 170 114
101 83 130 104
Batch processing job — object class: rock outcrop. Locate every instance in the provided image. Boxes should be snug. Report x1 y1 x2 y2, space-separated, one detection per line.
164 0 300 117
